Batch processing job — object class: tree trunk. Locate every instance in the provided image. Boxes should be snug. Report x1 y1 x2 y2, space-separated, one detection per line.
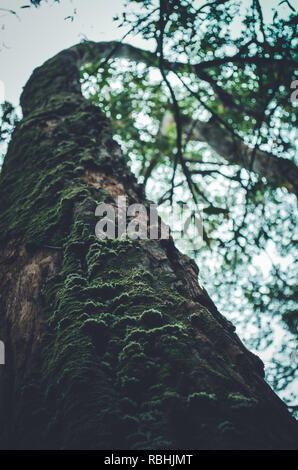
0 45 297 450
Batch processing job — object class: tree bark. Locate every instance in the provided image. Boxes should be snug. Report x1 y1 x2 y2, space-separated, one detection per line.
0 44 297 450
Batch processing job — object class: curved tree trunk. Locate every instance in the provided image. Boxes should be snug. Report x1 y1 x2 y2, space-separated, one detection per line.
0 45 297 450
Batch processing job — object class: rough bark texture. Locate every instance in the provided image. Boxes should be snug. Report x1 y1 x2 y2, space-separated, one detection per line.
0 45 297 450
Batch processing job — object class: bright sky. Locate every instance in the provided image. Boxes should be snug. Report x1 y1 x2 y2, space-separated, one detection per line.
0 0 135 105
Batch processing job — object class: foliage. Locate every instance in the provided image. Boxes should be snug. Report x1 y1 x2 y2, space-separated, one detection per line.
80 0 298 410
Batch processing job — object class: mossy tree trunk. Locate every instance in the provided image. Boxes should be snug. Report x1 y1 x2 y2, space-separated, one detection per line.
0 45 297 450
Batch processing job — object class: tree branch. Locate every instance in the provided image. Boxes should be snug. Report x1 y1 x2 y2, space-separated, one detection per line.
181 115 298 196
20 40 298 197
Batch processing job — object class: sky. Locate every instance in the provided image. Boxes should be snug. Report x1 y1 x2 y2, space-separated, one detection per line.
0 0 136 105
